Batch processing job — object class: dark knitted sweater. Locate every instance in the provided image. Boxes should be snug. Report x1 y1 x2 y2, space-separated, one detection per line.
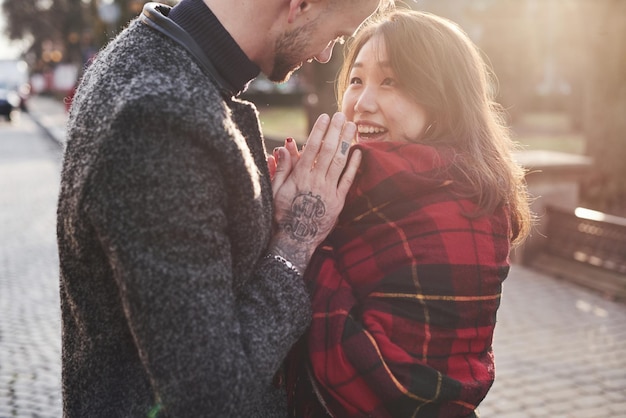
57 1 311 416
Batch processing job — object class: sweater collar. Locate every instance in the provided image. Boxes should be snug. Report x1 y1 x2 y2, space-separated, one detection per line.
168 0 260 96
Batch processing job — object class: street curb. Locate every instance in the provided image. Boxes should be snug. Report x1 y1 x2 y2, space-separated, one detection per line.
28 109 65 148
24 95 68 148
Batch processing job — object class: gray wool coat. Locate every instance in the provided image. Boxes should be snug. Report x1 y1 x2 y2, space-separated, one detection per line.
57 18 311 417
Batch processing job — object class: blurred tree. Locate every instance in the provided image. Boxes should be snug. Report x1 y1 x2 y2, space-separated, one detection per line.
2 0 68 67
412 0 539 123
2 0 180 69
466 1 537 123
579 0 626 216
99 0 179 39
64 0 87 65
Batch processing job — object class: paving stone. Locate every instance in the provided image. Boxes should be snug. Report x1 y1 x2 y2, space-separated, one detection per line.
545 399 575 414
490 411 530 418
601 376 626 391
572 394 607 409
609 400 626 415
524 405 557 417
576 406 616 417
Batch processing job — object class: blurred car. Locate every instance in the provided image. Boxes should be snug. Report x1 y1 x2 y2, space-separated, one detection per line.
16 82 31 111
0 59 30 114
0 84 21 122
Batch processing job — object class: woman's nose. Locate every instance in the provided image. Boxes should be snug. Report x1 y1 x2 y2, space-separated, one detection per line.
354 86 377 114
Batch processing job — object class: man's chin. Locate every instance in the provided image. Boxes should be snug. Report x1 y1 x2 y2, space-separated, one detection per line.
267 63 303 83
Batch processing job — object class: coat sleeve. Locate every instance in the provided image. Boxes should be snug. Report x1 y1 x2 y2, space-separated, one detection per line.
84 99 311 416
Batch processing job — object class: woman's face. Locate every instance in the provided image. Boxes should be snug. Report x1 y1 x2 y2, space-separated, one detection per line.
341 35 429 144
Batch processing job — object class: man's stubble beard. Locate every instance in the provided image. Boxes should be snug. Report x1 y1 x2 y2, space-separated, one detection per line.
268 20 317 83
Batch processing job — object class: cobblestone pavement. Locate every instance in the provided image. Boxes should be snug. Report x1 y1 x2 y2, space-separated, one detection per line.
1 96 625 417
480 268 626 417
0 109 63 417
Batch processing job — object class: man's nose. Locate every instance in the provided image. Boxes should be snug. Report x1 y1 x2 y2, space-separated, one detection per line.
314 40 336 64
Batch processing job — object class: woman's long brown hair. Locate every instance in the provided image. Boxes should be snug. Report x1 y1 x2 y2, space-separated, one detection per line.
337 10 532 245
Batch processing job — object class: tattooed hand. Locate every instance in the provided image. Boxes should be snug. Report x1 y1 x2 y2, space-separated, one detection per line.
269 112 361 274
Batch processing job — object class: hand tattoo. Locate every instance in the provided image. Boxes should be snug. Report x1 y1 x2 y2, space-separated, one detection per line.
282 192 326 243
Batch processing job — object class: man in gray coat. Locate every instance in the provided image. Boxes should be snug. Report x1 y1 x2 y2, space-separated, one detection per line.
57 0 393 416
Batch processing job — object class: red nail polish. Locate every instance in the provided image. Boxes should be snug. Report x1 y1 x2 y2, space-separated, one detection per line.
286 137 293 143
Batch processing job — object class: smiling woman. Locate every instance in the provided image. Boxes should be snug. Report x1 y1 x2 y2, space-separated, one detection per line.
284 9 533 418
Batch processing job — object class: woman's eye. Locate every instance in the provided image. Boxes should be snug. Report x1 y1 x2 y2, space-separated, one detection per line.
382 77 396 86
349 77 362 85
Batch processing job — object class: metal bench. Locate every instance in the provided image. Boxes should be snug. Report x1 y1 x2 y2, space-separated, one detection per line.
530 205 626 300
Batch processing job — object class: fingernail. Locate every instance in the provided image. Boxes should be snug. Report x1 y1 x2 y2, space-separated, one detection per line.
286 137 293 143
273 147 279 155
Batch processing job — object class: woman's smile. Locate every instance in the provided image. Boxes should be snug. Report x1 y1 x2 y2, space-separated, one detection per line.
356 122 388 142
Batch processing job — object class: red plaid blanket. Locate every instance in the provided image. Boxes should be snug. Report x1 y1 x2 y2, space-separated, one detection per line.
286 141 511 417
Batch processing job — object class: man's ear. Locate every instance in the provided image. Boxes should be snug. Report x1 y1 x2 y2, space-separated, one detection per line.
287 0 321 24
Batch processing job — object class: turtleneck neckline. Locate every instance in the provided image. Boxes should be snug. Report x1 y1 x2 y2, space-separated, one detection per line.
169 0 260 96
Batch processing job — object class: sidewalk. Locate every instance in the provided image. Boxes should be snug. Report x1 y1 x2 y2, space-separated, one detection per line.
26 95 68 147
23 95 626 417
481 267 626 417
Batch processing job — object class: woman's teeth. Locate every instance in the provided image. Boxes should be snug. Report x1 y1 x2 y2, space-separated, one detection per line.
358 126 386 135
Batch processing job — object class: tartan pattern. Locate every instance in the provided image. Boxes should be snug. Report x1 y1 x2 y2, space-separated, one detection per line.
287 142 511 417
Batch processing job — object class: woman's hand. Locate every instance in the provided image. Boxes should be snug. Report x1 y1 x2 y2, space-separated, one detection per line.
267 137 301 184
268 113 361 274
